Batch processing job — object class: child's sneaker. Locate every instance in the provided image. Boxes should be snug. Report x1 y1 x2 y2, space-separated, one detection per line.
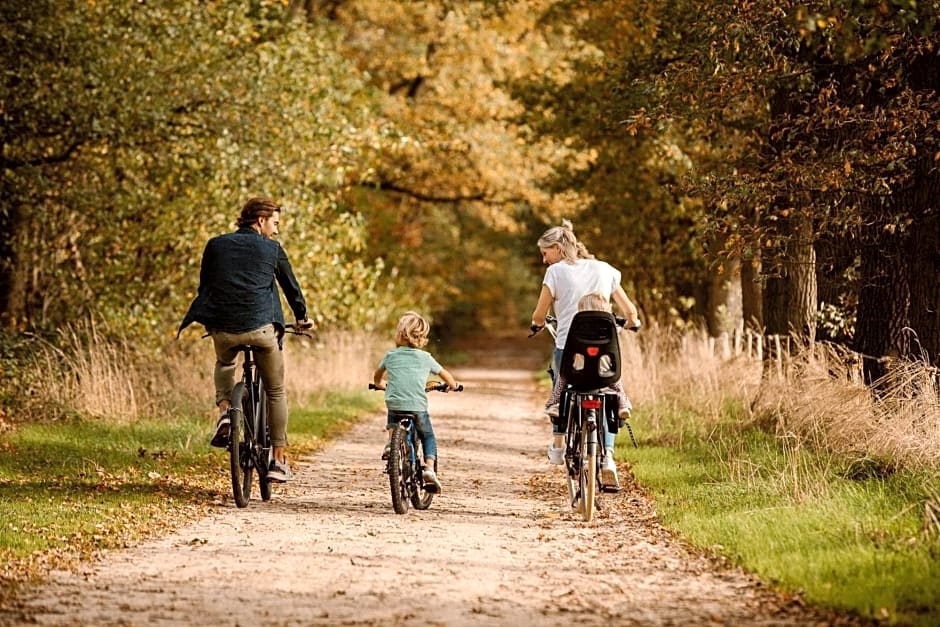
544 404 559 417
422 468 442 492
381 443 391 460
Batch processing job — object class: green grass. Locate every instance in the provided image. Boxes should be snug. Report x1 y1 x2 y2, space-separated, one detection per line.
0 389 383 590
289 389 383 454
618 408 940 626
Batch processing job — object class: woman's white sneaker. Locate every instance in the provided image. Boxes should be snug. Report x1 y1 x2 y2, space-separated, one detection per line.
547 444 565 465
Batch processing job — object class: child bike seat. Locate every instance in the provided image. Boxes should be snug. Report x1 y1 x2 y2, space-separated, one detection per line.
559 310 622 391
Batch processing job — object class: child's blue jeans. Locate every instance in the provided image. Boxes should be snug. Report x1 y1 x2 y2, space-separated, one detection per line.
387 410 437 460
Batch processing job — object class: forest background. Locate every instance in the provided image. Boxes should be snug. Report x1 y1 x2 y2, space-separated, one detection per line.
1 0 939 378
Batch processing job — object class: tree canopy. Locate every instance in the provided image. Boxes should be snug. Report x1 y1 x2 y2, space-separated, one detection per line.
2 0 938 372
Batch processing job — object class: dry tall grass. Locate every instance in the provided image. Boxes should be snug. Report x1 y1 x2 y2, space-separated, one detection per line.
15 319 940 473
282 331 385 404
16 322 381 423
621 324 940 473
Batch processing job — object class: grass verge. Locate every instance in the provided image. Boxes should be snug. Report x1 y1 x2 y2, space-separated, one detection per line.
0 389 383 603
618 405 940 626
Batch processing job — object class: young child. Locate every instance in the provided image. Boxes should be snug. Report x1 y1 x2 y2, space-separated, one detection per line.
545 292 633 422
372 311 460 493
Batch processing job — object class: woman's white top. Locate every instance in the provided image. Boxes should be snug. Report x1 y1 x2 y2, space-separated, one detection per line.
542 258 621 350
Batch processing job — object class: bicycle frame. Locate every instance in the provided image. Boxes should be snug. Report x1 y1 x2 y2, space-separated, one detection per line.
531 314 630 522
561 388 613 521
239 348 271 466
396 416 422 487
372 382 459 514
229 344 272 508
386 412 435 514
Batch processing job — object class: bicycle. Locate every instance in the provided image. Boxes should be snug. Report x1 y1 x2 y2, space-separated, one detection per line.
530 313 637 522
210 325 309 508
370 381 463 514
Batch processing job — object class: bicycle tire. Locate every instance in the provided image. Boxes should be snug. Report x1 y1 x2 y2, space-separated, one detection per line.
229 382 250 508
581 424 597 522
410 437 434 510
565 398 581 510
257 384 272 502
388 424 410 514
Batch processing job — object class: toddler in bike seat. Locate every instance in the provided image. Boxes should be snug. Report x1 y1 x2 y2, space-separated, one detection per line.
545 292 632 421
372 311 460 493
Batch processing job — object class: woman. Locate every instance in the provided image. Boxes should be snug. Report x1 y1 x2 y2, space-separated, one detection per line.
530 220 641 488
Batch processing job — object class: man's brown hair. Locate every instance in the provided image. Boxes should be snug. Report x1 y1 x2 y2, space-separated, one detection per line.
237 197 280 228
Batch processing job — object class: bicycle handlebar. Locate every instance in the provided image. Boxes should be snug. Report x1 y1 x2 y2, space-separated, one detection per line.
528 313 639 337
370 382 464 393
284 322 314 337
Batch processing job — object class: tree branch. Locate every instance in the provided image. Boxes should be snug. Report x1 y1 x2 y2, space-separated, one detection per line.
360 179 486 204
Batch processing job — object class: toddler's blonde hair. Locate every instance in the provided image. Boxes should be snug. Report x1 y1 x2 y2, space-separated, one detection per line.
578 292 611 312
395 311 430 348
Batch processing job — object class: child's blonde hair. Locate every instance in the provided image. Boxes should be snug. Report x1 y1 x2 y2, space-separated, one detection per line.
395 311 430 348
578 291 611 312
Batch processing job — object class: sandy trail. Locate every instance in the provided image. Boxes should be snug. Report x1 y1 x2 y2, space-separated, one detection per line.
5 342 849 626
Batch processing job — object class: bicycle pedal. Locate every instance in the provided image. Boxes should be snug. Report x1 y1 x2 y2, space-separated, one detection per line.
600 484 622 494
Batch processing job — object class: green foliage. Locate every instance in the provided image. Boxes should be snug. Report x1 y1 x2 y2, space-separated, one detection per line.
1 1 393 338
625 408 940 625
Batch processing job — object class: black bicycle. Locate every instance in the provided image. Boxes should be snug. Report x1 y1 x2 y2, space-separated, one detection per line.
370 382 463 514
530 313 637 522
214 325 308 508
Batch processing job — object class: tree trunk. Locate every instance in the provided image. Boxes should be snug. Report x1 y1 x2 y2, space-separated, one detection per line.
906 209 940 367
705 232 743 339
853 223 909 384
761 207 817 375
854 157 940 381
762 211 817 339
741 250 762 332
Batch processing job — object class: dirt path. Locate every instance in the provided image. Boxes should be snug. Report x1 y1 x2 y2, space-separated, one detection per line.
7 341 851 626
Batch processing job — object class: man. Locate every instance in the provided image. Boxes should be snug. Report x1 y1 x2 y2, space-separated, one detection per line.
179 197 313 481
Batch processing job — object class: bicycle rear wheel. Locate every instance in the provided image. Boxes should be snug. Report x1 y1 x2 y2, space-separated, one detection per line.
410 438 434 510
581 424 597 522
388 424 410 514
562 395 584 513
229 382 251 508
565 414 579 510
257 384 272 502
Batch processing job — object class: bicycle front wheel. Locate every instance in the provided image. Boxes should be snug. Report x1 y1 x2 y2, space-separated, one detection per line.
229 382 251 508
581 424 597 522
388 425 410 514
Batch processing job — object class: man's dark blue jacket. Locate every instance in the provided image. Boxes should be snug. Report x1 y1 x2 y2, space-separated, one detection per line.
178 227 307 335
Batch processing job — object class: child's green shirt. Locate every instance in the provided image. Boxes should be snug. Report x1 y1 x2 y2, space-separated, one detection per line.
377 347 443 412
